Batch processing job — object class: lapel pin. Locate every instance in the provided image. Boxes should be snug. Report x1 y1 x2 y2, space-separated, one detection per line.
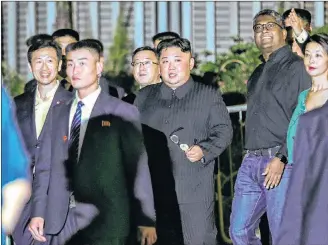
63 135 68 142
102 120 111 127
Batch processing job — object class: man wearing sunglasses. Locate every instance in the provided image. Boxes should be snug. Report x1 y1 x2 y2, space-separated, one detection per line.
229 9 311 245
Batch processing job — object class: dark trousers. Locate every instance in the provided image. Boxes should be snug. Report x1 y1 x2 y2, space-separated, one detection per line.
179 201 217 245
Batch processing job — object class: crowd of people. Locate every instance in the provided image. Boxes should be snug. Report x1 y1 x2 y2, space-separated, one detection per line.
1 6 328 245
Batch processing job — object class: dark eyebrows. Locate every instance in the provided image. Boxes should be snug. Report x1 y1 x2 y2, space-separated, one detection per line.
66 57 88 62
160 55 182 59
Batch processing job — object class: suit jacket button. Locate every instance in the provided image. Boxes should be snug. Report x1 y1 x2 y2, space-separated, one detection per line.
35 144 40 149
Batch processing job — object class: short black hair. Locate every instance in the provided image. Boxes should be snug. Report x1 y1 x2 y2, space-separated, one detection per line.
253 9 285 29
52 29 80 41
27 34 62 64
26 34 52 47
132 46 157 60
65 40 101 60
282 8 312 25
82 39 104 56
306 33 328 55
152 31 180 43
156 37 192 57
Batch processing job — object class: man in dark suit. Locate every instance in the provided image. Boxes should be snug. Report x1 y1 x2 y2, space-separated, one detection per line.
276 101 328 245
29 40 157 245
134 37 233 244
12 35 72 245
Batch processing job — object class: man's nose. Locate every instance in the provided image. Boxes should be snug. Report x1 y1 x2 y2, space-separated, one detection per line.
40 62 49 71
168 61 175 69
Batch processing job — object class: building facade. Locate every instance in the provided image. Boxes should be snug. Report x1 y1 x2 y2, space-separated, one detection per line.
1 1 328 79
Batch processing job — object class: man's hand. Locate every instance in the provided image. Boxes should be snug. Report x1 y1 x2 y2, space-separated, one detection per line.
288 8 303 36
138 226 157 245
28 217 46 242
185 145 204 162
262 157 285 189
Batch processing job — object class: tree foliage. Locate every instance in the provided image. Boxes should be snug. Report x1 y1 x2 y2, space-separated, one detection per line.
312 24 328 35
1 62 25 97
193 39 261 94
104 11 132 77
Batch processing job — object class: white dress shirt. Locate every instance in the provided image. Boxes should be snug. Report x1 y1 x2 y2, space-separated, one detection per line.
69 87 101 159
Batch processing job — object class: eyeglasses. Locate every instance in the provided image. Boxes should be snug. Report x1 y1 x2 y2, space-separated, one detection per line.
253 22 283 33
169 127 198 152
131 60 159 67
169 127 189 151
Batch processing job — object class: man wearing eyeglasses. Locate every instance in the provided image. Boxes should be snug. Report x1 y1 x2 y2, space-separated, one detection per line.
134 37 233 245
229 9 311 245
123 47 161 104
131 47 161 89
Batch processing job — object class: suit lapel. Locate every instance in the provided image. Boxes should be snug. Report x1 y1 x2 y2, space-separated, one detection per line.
78 92 115 163
53 98 73 155
24 90 38 141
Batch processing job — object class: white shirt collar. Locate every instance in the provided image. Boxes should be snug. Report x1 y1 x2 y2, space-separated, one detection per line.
74 86 102 110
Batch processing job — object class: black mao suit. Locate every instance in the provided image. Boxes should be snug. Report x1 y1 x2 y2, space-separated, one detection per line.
135 78 233 244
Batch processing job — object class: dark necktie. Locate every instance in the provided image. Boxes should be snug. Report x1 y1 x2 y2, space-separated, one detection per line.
70 101 84 163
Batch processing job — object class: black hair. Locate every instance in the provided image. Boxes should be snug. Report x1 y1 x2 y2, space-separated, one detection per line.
305 33 328 55
132 46 157 60
26 34 52 47
282 8 312 25
152 31 180 43
82 39 104 56
65 40 101 60
52 29 80 41
27 34 62 64
156 37 192 57
253 9 285 29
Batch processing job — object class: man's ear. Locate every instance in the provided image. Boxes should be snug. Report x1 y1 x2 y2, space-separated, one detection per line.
57 60 62 72
189 57 195 70
100 56 105 65
96 61 103 77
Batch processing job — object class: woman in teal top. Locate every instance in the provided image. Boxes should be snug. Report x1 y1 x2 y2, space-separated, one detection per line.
286 89 309 163
287 33 328 164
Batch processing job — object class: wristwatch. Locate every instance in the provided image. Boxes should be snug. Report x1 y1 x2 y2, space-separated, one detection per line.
275 152 288 164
